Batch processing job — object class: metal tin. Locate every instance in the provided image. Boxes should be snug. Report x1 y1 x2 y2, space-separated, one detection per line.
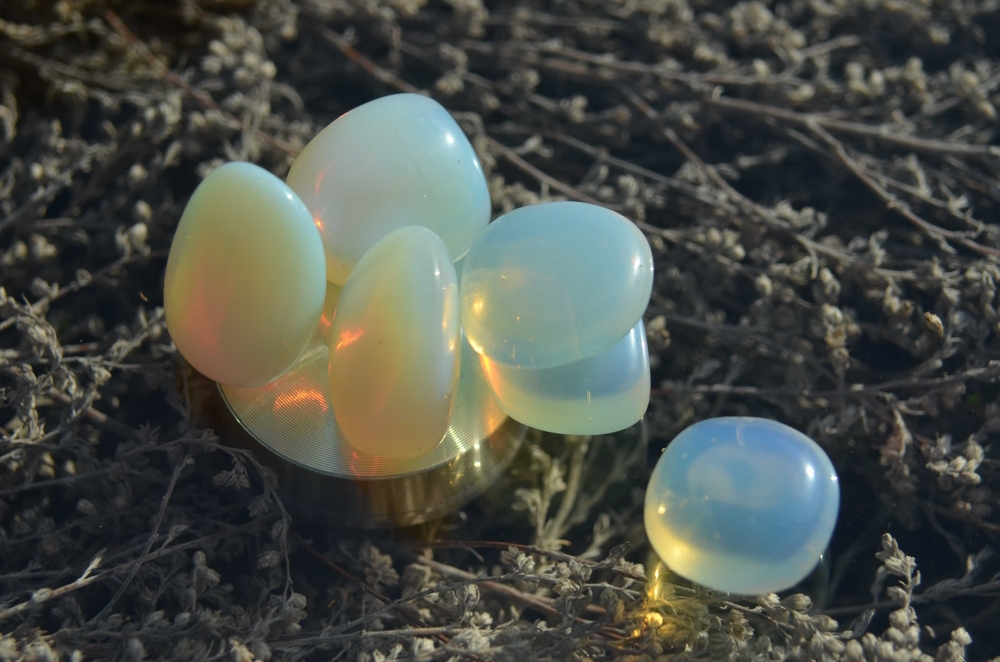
202 309 526 528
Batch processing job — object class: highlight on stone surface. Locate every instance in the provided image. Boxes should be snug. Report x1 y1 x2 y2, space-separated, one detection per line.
479 320 650 434
287 93 491 285
328 226 461 459
644 417 840 595
460 201 654 369
164 161 327 387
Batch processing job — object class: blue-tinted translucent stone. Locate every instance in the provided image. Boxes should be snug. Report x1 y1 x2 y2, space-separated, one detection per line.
644 417 839 595
480 320 649 434
460 201 654 369
287 93 490 285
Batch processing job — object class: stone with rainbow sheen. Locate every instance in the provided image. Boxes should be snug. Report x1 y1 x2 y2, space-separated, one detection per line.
164 161 326 388
328 226 461 459
644 417 839 595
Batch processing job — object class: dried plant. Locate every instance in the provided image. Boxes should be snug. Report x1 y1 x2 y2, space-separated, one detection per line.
2 0 998 659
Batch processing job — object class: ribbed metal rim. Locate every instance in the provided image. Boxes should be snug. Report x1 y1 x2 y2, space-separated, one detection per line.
219 319 510 479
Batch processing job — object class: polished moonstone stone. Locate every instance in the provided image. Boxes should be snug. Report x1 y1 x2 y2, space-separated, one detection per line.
287 93 490 285
460 201 654 369
645 417 840 595
164 161 326 387
328 226 461 458
480 320 649 434
316 282 343 347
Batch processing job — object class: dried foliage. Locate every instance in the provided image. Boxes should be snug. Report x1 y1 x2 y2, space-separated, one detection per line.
1 0 999 659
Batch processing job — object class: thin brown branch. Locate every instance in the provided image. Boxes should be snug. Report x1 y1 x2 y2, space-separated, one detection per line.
411 556 626 641
320 29 420 95
708 95 999 158
296 536 452 646
87 453 191 622
805 119 1000 258
0 521 266 623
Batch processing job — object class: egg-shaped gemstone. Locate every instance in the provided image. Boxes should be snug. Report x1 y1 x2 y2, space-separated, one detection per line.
328 226 461 459
164 161 326 387
460 201 654 369
644 417 840 595
316 282 343 347
287 93 490 285
480 320 650 434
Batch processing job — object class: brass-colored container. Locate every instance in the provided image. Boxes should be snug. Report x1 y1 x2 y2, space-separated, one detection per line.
189 314 526 528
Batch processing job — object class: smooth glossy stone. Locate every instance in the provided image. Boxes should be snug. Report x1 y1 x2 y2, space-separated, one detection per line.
316 282 343 347
644 417 840 595
460 201 654 369
479 320 649 434
164 161 326 387
328 226 461 459
287 93 490 285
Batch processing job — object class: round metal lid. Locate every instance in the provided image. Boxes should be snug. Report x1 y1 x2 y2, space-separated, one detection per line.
213 283 526 527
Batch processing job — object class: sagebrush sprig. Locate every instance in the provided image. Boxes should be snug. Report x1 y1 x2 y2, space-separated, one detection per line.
2 0 999 659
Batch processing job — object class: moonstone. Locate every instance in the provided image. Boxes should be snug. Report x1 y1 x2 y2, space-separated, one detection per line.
164 161 326 387
460 201 654 369
645 417 840 595
480 320 650 434
328 226 461 459
316 282 343 347
287 93 491 284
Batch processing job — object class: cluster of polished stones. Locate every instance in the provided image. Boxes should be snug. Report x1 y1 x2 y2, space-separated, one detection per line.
163 93 839 595
164 93 654 459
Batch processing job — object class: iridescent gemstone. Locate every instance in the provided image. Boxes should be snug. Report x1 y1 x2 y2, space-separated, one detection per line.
645 417 840 595
287 93 490 285
328 226 461 459
480 320 649 434
460 201 653 369
164 161 326 387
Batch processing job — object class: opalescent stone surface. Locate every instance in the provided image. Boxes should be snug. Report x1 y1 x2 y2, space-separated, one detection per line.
328 226 461 459
480 320 650 434
287 93 491 284
460 201 654 369
316 282 343 347
164 161 326 387
644 417 840 595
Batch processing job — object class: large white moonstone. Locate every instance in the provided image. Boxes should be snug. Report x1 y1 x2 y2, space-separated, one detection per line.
328 226 461 458
480 320 650 434
164 162 326 387
645 417 840 595
460 201 654 369
287 93 491 285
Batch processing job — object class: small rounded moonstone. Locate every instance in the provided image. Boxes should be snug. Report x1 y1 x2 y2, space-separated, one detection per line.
480 320 650 434
645 417 839 595
460 201 654 369
287 93 491 284
164 162 326 387
329 226 461 459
